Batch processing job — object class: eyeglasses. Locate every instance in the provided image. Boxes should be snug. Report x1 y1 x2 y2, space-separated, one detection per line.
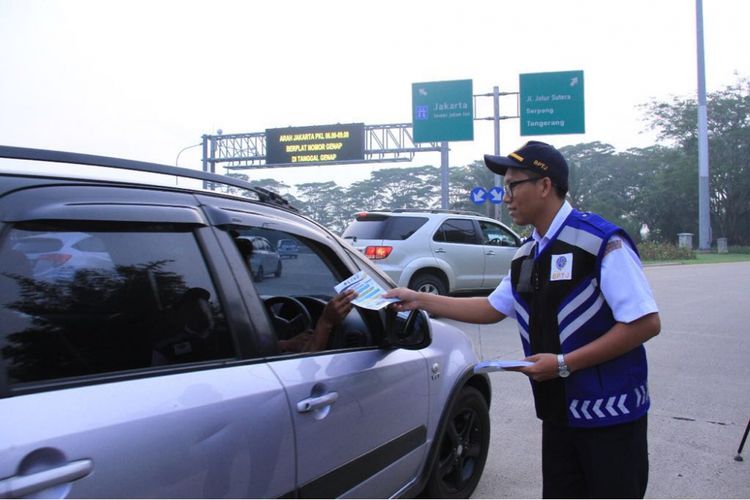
503 177 542 201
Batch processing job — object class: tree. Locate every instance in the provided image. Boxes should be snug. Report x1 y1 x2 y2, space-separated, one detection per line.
294 181 348 233
641 76 750 244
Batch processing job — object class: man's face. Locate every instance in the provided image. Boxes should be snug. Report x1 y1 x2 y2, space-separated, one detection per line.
503 168 543 226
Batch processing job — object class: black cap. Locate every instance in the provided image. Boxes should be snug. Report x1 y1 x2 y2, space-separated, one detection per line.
484 141 569 191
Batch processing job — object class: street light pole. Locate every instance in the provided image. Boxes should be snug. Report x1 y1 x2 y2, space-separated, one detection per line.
696 0 711 250
175 142 202 167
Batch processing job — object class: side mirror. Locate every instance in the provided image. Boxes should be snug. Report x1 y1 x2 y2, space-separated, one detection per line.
383 309 432 350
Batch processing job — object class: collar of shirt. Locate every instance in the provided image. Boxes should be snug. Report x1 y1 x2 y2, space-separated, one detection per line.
531 200 572 255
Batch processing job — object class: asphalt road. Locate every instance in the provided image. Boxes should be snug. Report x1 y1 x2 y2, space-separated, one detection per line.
441 261 750 499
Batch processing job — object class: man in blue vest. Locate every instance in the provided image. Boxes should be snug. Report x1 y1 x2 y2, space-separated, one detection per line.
384 141 660 498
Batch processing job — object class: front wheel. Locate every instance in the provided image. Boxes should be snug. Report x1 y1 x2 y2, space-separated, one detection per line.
424 386 490 498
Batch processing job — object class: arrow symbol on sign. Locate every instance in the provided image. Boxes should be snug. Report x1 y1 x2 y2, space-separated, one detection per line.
570 77 579 87
488 187 505 204
471 187 487 204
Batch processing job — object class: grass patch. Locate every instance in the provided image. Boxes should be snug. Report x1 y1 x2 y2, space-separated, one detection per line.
639 241 750 265
693 253 750 264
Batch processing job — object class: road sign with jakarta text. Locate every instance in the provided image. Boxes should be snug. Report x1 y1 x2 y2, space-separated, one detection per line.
412 79 474 143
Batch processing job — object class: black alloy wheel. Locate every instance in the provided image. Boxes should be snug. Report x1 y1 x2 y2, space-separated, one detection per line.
424 386 490 498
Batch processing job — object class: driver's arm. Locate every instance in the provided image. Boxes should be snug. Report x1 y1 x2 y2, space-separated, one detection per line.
278 290 358 353
304 289 357 352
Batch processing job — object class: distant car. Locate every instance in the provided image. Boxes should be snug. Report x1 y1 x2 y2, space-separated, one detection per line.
236 235 282 281
12 231 114 281
342 209 521 295
277 238 299 259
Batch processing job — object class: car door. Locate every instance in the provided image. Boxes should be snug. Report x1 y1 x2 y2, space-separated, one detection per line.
478 219 520 288
431 218 485 290
0 186 296 498
209 213 431 498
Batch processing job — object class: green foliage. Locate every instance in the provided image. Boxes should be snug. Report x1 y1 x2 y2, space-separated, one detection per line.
640 76 750 245
637 241 696 261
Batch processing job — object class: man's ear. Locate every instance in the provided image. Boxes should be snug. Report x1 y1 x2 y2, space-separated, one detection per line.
539 177 555 198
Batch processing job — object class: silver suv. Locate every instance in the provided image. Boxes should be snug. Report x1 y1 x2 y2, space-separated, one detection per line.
342 209 521 295
0 147 491 498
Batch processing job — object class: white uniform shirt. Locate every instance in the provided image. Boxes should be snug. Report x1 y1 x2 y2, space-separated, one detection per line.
488 201 658 323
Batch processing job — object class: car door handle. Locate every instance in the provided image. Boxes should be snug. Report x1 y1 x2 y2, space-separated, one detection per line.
296 392 338 413
485 250 496 255
0 459 93 498
434 248 446 254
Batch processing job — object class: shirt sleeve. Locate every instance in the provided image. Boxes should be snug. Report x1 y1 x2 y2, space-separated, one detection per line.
600 236 659 323
488 270 515 317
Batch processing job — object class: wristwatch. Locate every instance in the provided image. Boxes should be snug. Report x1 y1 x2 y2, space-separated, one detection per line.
557 354 570 378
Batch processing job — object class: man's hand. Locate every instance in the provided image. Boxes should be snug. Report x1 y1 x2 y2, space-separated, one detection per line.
382 287 420 312
514 353 560 382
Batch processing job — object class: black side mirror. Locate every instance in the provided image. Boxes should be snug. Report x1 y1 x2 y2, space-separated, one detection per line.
383 309 432 350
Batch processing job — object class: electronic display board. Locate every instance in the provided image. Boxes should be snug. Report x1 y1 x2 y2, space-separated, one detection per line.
265 123 365 165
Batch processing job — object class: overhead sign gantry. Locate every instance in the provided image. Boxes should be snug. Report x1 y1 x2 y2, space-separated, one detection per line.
201 123 441 174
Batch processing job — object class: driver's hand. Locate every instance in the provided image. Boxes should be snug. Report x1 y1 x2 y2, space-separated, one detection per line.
321 289 357 326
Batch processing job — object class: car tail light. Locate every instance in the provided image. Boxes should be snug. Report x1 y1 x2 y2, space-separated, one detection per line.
364 246 392 260
37 253 73 266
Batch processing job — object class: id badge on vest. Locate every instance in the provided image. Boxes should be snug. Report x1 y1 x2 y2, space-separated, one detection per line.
550 253 573 281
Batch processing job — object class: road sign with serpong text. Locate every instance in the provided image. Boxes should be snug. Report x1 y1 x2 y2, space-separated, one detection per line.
412 79 474 143
520 70 585 136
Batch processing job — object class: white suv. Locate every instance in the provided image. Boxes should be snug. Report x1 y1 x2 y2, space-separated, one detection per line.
342 209 522 295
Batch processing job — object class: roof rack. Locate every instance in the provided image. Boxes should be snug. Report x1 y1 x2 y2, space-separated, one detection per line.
0 145 296 211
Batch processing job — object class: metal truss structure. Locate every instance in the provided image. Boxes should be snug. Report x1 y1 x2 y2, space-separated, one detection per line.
201 123 441 174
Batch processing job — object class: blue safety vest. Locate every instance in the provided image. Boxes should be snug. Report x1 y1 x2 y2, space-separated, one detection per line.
511 210 649 428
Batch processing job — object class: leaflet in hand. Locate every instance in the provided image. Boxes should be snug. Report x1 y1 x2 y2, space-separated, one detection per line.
473 359 533 374
335 271 401 310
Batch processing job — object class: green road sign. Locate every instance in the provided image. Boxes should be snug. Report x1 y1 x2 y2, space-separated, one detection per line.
520 70 585 136
412 79 474 143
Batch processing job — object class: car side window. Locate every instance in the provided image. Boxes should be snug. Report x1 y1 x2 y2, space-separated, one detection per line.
480 221 520 247
229 226 376 353
384 217 428 240
434 218 479 244
0 223 233 386
230 227 338 297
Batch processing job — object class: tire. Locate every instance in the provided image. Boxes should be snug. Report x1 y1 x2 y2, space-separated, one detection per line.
410 273 447 295
274 261 282 278
424 386 490 498
255 265 264 282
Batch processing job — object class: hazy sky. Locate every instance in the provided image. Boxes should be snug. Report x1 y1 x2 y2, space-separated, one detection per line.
1 0 748 188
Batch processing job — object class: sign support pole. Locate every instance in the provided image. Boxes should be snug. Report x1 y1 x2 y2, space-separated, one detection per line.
493 86 502 221
440 141 449 209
